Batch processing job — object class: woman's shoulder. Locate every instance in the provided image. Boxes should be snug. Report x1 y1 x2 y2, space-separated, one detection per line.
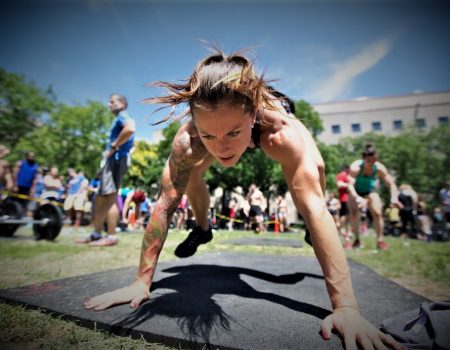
171 121 209 163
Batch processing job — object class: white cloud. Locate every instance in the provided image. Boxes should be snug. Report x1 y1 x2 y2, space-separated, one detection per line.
310 36 393 102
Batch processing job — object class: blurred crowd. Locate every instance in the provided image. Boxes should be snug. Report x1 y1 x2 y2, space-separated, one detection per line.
1 145 449 246
0 147 155 231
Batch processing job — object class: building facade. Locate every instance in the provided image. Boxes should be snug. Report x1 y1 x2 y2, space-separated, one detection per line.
314 91 450 145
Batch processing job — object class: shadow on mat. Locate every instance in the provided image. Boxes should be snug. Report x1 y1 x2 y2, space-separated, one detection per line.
115 264 331 344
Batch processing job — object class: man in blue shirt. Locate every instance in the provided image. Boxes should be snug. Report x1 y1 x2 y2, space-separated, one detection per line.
14 151 39 212
78 94 135 246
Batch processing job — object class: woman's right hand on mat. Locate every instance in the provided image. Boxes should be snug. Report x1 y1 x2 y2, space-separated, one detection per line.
84 280 150 311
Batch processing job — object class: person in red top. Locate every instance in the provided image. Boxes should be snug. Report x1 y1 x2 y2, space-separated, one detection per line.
336 165 352 248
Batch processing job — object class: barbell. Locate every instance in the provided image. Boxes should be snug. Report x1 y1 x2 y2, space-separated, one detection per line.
0 201 64 240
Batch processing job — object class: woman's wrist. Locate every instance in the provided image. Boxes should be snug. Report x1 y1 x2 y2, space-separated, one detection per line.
334 304 359 312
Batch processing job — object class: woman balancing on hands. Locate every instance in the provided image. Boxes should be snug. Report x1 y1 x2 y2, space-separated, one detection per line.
85 49 403 350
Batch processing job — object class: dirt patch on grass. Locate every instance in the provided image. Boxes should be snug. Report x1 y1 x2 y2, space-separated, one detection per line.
390 276 450 300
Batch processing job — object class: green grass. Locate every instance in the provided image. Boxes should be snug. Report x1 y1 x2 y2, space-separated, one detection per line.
347 234 450 283
0 225 449 349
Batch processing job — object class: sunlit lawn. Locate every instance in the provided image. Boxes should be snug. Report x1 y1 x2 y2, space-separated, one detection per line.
0 225 449 349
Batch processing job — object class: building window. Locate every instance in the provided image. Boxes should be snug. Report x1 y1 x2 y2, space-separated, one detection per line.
351 123 361 133
415 118 426 128
438 116 448 125
393 120 403 130
372 121 382 131
331 125 341 134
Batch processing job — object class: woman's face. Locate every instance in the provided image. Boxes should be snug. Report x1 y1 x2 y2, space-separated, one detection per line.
364 153 377 165
193 104 255 167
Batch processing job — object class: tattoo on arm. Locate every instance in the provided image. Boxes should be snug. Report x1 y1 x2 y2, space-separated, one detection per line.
136 133 194 286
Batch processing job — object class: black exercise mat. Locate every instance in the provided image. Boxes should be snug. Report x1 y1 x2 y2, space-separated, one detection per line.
226 237 302 248
0 252 428 349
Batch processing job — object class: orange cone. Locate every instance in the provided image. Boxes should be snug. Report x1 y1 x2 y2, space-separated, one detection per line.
130 210 136 229
274 220 280 234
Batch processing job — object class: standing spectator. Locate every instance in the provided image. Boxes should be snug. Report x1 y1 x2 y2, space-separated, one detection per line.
85 176 100 221
26 166 48 213
0 145 10 159
13 151 39 212
439 180 450 227
176 194 189 230
64 168 89 227
41 167 63 201
0 145 12 194
336 165 350 238
247 183 265 233
227 197 238 231
78 93 135 246
139 192 152 229
398 184 418 238
326 191 341 232
275 195 288 233
347 143 402 250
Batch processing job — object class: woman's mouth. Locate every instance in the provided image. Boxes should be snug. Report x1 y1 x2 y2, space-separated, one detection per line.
219 155 234 161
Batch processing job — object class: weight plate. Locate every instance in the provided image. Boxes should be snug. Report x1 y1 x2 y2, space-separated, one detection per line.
0 200 24 237
33 203 63 240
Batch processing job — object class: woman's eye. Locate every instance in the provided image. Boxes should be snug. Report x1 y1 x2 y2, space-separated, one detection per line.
202 135 214 140
228 131 240 137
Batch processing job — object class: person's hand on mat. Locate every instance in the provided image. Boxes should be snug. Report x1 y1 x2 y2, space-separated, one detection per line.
321 307 405 350
84 280 150 311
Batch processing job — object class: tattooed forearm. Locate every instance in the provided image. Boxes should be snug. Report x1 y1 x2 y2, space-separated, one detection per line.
135 131 195 286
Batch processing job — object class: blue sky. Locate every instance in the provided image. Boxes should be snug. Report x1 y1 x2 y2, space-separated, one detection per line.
1 0 449 142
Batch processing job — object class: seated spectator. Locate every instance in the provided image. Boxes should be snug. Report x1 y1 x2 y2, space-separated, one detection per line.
384 204 401 237
416 200 432 241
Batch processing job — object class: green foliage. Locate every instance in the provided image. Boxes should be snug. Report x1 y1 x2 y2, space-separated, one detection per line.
15 102 113 178
123 122 181 193
317 142 342 193
5 66 446 207
330 125 450 205
294 100 324 138
123 139 158 192
207 148 283 193
0 68 55 151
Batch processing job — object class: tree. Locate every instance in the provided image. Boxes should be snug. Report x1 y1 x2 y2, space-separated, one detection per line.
294 100 324 138
206 148 282 193
123 139 158 191
126 121 182 192
0 68 55 151
331 125 450 205
16 102 113 178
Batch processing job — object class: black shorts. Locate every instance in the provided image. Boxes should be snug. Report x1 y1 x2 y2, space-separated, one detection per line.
339 202 348 216
98 156 129 196
356 190 372 197
249 205 262 217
